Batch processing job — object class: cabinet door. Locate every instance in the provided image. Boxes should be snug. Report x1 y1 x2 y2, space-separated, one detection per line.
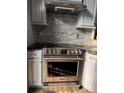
76 0 96 28
27 59 42 87
82 52 97 93
31 0 47 25
83 10 94 26
83 0 96 26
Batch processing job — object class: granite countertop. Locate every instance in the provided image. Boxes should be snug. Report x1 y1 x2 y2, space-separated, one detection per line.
27 43 46 50
27 43 85 49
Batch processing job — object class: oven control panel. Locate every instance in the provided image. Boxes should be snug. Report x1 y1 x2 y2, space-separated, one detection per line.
43 48 85 55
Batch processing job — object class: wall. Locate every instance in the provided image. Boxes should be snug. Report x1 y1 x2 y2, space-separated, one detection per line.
36 13 94 45
27 0 36 46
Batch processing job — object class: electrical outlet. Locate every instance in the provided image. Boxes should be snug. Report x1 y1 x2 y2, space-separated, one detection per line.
76 34 79 38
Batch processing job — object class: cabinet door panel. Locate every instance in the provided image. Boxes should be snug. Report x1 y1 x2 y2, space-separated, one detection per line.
32 62 41 84
31 0 47 25
86 0 95 16
83 10 94 26
82 52 97 92
31 0 36 22
79 0 96 27
28 61 32 86
88 0 96 22
41 0 47 24
35 0 42 22
28 60 42 86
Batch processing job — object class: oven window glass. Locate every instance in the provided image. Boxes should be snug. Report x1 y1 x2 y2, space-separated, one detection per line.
48 62 78 77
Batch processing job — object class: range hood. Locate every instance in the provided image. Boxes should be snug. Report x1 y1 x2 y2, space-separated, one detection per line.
45 0 86 15
45 0 83 4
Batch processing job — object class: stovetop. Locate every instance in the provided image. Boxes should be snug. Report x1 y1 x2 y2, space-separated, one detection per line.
27 43 84 49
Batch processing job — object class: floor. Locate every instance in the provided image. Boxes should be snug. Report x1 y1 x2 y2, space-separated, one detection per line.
28 86 92 93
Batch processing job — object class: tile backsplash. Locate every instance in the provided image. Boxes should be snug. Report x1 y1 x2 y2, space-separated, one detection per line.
36 14 94 45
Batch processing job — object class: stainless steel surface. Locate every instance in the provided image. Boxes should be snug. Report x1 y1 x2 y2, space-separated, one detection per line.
42 48 85 82
43 48 85 56
44 58 84 61
43 58 82 82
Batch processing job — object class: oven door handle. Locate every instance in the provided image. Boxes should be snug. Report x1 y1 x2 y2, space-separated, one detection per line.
43 58 84 61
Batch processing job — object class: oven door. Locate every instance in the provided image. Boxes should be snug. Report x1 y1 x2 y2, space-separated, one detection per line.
43 58 83 82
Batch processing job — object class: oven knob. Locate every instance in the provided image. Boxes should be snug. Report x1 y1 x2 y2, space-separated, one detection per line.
48 49 51 54
52 49 56 54
55 49 59 54
67 50 70 55
75 49 79 55
79 50 82 55
71 50 75 54
56 50 60 54
44 48 47 54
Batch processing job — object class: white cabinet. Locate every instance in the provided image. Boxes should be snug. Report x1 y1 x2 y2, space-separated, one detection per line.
82 51 97 93
27 50 43 87
28 59 43 87
31 0 47 25
76 0 96 29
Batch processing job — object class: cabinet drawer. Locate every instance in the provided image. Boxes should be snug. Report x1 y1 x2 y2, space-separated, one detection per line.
27 50 42 58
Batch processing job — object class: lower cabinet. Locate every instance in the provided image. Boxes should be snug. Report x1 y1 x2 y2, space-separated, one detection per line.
82 51 97 93
28 59 43 87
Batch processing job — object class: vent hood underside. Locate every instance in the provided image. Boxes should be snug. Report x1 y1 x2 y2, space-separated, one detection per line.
45 0 86 15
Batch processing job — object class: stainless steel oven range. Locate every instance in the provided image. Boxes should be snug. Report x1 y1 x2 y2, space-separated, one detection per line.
43 48 85 83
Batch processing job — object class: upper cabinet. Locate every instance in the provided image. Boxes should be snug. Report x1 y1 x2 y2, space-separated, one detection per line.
31 0 47 25
76 0 97 29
